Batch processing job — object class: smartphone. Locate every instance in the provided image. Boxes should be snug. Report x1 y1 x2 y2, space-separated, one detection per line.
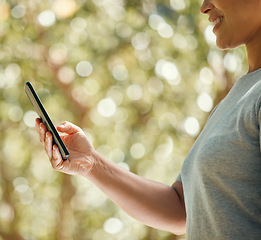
25 81 69 160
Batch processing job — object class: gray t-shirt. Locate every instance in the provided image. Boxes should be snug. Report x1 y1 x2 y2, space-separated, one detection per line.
177 69 261 239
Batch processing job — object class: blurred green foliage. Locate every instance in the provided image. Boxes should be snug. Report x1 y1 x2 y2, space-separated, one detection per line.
0 0 247 239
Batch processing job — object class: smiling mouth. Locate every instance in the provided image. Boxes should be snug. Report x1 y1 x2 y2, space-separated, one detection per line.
212 17 224 26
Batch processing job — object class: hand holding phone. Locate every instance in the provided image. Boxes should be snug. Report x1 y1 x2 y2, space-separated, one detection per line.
25 81 69 160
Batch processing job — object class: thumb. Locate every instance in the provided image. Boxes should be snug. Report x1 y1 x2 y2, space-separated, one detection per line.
57 121 82 135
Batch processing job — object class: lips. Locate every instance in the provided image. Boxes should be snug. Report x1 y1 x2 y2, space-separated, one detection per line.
211 16 224 26
211 17 224 25
208 15 224 33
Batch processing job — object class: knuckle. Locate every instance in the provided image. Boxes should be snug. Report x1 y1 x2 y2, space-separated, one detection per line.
54 161 64 171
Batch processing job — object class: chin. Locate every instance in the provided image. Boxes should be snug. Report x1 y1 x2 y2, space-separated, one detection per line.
216 38 242 50
216 39 229 49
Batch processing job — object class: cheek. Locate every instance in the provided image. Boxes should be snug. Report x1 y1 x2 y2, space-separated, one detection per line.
215 24 241 50
220 16 253 47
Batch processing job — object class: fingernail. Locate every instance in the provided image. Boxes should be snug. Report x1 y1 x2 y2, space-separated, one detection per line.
60 122 66 127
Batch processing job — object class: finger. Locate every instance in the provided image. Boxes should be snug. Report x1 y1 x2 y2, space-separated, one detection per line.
35 118 42 136
51 145 65 171
45 132 53 159
39 122 47 144
35 118 41 130
57 121 82 135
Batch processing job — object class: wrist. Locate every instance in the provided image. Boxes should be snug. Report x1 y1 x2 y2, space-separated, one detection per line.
84 150 115 181
80 150 102 178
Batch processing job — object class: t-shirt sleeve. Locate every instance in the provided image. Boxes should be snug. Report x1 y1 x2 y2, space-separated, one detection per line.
257 95 261 151
176 173 182 182
259 108 261 151
174 102 222 184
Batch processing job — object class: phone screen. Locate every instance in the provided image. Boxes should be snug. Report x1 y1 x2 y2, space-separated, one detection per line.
25 81 69 160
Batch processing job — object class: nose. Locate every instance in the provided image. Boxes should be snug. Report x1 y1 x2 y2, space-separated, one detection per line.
200 0 214 14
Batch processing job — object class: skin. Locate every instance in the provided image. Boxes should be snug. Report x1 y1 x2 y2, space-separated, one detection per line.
35 0 261 235
35 118 186 235
200 0 261 73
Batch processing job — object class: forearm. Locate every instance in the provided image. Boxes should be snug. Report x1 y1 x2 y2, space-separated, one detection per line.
36 119 186 234
86 152 186 235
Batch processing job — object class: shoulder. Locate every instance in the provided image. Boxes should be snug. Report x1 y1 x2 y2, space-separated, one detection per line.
235 70 261 108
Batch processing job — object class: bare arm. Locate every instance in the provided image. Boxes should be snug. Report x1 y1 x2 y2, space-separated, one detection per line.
88 153 186 234
36 119 186 235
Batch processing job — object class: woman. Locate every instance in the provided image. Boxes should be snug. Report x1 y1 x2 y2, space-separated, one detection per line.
36 0 261 239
